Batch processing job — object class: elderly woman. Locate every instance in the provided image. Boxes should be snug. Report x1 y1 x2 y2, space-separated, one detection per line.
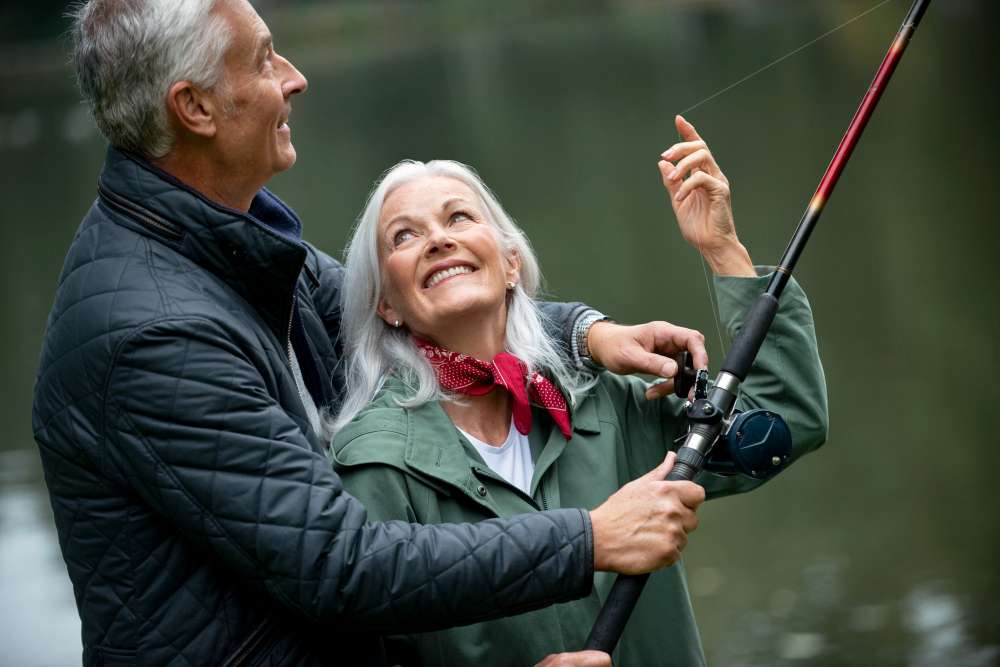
329 116 828 666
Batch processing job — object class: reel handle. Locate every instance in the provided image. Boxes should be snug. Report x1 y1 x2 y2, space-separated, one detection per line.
673 350 697 399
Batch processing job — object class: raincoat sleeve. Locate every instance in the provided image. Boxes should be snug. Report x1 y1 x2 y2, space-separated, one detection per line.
606 269 828 499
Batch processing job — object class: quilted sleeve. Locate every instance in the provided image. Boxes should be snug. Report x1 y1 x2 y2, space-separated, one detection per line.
102 317 594 633
537 300 594 359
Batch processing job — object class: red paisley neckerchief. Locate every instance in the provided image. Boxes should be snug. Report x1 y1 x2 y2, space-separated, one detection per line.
414 338 572 440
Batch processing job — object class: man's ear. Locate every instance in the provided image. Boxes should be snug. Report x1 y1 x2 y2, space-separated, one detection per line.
165 80 218 139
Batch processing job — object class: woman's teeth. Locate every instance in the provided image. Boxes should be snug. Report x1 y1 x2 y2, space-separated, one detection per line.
425 265 474 288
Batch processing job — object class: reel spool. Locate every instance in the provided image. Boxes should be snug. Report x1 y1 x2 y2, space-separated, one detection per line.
706 409 792 479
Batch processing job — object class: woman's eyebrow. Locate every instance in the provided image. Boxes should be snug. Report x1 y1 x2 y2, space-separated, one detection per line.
440 197 472 211
383 214 414 230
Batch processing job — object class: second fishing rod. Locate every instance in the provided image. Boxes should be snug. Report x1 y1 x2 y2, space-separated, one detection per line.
584 0 933 654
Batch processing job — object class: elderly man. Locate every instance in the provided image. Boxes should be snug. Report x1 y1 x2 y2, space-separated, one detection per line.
33 1 711 665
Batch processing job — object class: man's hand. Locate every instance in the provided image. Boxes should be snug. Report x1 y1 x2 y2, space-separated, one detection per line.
534 651 612 667
587 320 708 399
589 452 706 574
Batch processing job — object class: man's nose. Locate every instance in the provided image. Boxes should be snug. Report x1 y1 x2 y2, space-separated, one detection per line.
279 54 308 97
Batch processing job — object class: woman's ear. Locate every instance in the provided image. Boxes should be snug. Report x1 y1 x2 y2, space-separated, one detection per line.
505 249 522 287
377 296 402 329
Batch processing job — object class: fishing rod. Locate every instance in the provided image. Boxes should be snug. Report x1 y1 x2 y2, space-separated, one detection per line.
584 0 933 653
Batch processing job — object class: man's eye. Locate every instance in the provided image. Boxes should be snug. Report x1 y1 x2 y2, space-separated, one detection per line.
393 229 415 246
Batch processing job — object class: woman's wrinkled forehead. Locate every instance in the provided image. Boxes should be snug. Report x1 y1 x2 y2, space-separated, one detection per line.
379 176 484 228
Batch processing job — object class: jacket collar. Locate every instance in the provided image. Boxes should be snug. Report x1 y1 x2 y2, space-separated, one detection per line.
97 146 307 340
396 380 601 514
570 387 601 435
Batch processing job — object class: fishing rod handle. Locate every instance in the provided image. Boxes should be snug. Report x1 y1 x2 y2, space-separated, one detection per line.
666 445 704 482
720 292 780 382
583 445 705 651
583 572 651 652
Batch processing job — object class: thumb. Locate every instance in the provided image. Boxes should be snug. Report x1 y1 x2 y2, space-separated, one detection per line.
630 349 678 379
644 451 676 481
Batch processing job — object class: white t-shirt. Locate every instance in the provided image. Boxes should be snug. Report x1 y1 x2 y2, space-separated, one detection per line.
458 420 535 496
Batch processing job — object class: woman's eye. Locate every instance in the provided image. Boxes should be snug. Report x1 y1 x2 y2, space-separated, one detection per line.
393 229 415 246
450 211 473 224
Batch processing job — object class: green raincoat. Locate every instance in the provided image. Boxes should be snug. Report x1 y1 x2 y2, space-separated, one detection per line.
331 271 828 666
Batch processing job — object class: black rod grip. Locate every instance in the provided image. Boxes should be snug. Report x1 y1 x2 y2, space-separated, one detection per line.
584 573 650 651
666 446 703 482
584 445 704 651
720 293 780 381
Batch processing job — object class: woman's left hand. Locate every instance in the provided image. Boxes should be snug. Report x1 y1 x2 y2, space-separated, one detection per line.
659 115 755 277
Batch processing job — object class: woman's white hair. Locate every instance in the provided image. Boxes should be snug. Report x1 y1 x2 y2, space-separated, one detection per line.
71 0 232 158
326 160 595 439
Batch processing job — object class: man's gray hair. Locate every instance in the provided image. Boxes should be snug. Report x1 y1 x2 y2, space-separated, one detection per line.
326 159 596 439
71 0 232 158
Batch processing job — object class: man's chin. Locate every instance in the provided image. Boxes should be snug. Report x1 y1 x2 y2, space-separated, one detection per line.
276 146 298 173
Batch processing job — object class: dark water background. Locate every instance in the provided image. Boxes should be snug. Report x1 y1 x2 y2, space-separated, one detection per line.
1 1 998 665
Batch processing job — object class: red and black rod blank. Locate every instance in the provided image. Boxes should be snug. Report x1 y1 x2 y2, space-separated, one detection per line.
584 0 933 655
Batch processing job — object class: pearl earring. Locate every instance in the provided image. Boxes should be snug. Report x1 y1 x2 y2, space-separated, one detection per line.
393 320 401 328
505 281 516 291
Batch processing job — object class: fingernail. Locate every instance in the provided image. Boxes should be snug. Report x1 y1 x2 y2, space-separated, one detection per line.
675 191 685 201
668 170 677 180
663 149 674 158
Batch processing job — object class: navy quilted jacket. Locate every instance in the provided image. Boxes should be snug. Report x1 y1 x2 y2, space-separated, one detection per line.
32 148 595 666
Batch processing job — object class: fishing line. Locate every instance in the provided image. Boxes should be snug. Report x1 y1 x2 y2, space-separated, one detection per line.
680 0 897 358
679 0 898 115
697 225 728 357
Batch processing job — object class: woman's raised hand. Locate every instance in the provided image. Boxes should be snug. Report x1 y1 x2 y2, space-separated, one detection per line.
658 115 755 277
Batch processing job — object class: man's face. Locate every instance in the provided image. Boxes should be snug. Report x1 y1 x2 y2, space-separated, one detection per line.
211 0 307 183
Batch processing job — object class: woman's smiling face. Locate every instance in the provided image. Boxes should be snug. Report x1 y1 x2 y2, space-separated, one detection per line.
376 176 520 344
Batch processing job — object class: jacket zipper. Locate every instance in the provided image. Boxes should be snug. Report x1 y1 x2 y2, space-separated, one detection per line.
285 295 296 368
286 294 322 435
97 183 183 241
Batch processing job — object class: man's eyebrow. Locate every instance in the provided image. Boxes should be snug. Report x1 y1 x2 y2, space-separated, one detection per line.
255 33 273 57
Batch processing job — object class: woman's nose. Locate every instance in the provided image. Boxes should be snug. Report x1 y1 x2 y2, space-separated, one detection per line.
425 227 457 255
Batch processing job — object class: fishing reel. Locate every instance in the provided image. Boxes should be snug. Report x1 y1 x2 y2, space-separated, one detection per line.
673 351 791 479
